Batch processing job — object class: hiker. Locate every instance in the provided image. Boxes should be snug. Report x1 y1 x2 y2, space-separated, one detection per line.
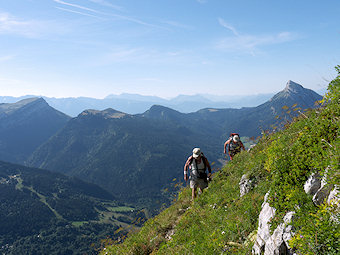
224 133 245 160
184 148 212 200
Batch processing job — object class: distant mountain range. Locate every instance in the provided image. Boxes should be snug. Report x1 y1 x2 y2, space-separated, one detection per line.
24 80 322 212
0 92 275 117
0 86 327 118
142 80 322 138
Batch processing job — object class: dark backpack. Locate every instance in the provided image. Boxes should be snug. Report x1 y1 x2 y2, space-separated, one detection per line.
229 133 239 138
228 133 241 152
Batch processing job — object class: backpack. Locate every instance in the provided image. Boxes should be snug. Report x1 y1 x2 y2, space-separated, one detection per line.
229 133 239 138
188 154 207 179
228 133 241 152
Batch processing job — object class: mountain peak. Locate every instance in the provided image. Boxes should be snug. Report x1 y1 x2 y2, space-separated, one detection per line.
0 97 49 115
142 105 184 121
284 80 304 93
80 108 128 119
149 104 176 111
144 105 181 116
268 80 322 109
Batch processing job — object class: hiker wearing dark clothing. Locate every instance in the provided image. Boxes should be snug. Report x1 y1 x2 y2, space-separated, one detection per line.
184 148 212 200
224 133 245 160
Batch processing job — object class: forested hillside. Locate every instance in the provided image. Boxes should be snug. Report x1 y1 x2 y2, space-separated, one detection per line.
26 108 218 214
0 161 145 255
100 67 339 254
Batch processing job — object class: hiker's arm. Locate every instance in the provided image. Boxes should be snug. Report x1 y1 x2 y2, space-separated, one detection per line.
204 157 212 175
183 157 191 181
224 139 231 154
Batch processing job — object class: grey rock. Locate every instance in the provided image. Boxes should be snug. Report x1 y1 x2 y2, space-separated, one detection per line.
312 172 332 206
239 174 255 197
264 211 295 255
327 187 339 224
165 229 175 241
327 187 339 204
253 192 296 255
248 144 257 152
313 185 333 206
304 171 333 206
304 172 321 195
252 193 275 254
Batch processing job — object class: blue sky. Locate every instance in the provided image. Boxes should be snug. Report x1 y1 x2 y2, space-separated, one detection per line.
0 0 339 99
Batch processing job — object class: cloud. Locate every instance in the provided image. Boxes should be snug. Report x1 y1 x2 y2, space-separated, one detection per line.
0 55 15 62
0 12 44 37
218 18 239 36
99 47 171 65
217 18 297 54
92 46 191 67
88 0 123 11
162 20 194 30
54 0 103 14
88 47 150 66
54 0 163 29
0 11 72 39
106 48 141 62
109 13 163 28
217 32 296 51
55 7 102 19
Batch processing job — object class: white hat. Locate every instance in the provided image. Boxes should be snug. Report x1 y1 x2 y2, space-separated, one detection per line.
233 135 240 142
192 148 201 158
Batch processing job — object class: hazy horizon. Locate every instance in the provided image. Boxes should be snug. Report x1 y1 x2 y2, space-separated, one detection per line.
0 79 328 101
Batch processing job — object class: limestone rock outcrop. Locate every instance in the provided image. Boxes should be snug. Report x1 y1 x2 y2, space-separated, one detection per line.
303 171 334 206
239 174 255 197
252 193 296 255
252 171 339 255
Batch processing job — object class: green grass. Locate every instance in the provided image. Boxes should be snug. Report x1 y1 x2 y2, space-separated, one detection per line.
99 148 270 254
72 221 89 227
107 206 135 212
100 66 340 255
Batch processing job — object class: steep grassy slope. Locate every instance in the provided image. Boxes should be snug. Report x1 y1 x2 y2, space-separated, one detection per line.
100 67 339 255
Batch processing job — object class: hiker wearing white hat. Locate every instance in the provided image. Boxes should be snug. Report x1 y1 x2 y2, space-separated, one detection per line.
184 148 212 200
224 133 245 160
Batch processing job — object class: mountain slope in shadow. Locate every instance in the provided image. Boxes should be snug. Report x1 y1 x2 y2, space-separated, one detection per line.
0 98 71 164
